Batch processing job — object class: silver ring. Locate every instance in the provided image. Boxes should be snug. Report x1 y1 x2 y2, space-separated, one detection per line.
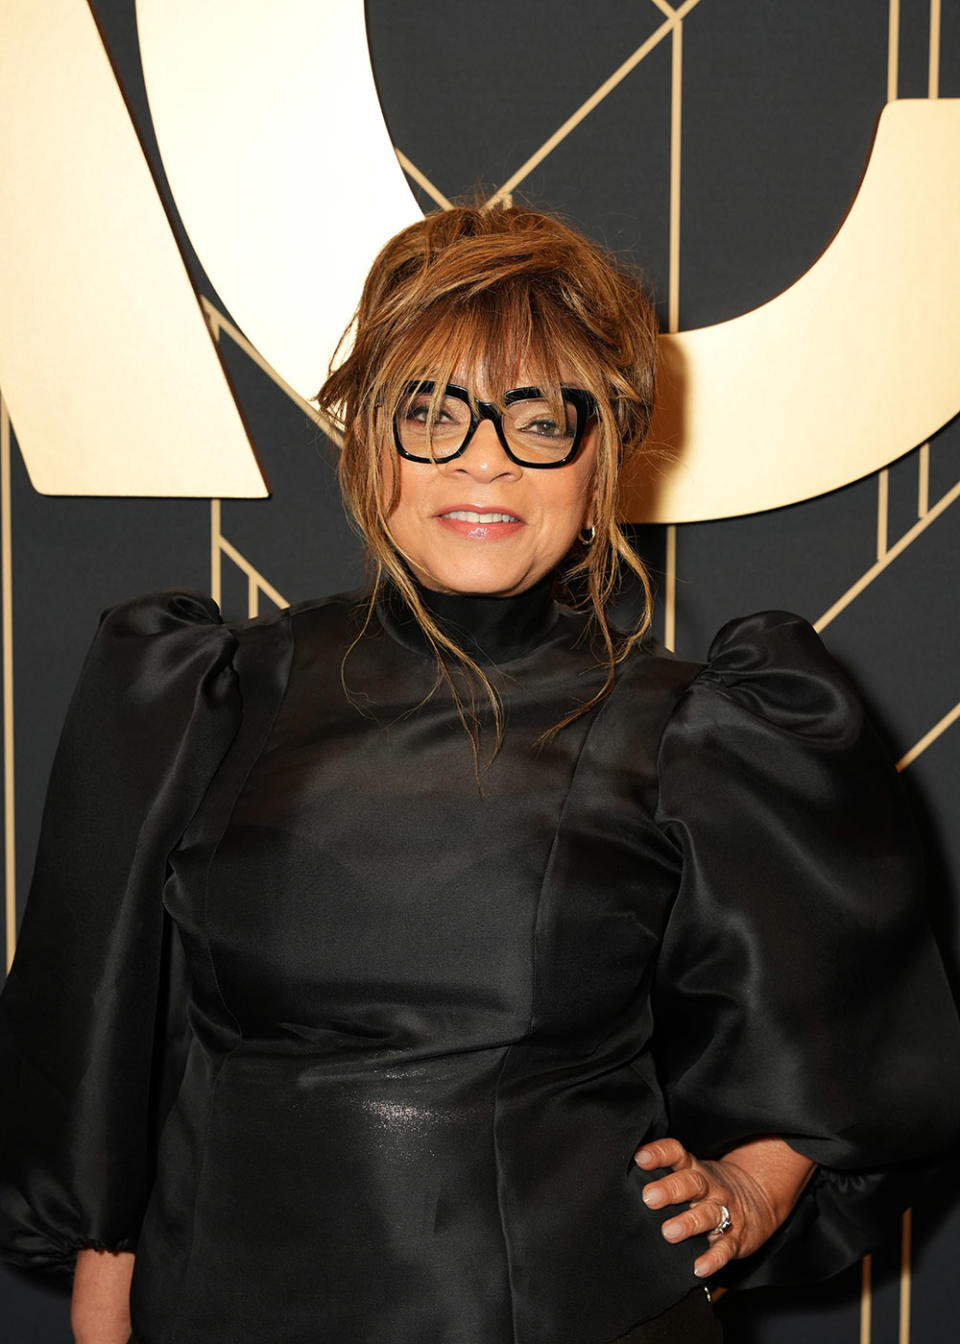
712 1204 732 1236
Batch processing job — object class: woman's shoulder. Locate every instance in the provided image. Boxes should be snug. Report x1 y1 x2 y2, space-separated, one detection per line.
276 586 369 630
636 608 854 695
97 584 369 644
80 588 366 726
685 609 861 739
617 609 865 757
699 608 846 677
95 586 228 636
77 586 391 729
63 590 244 757
84 588 239 688
632 608 832 668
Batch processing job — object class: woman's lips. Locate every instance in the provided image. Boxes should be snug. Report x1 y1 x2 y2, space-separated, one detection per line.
436 508 524 539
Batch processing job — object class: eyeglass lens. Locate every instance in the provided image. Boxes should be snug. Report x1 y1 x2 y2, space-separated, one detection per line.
396 388 583 466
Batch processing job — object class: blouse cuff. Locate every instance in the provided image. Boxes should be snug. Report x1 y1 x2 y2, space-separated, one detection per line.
720 1160 930 1289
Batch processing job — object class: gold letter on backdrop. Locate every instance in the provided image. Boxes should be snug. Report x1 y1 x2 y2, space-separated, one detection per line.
136 0 423 408
3 1 959 515
0 0 268 497
137 2 960 521
624 99 960 523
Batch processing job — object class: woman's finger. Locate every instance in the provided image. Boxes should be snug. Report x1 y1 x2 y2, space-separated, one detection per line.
641 1166 710 1209
694 1239 737 1278
660 1199 732 1245
635 1140 760 1276
633 1138 689 1170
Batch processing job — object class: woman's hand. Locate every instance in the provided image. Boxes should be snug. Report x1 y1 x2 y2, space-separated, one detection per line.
71 1248 134 1344
634 1135 816 1279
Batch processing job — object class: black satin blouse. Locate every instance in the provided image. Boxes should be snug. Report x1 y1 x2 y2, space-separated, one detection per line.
0 581 958 1344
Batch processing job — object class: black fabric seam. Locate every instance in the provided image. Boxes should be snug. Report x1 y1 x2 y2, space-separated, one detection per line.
163 1045 235 1344
490 1048 521 1344
651 664 710 847
164 609 294 1344
492 660 624 1344
198 608 295 1040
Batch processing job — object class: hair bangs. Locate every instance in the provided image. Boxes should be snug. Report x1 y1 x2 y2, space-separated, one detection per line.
373 280 588 410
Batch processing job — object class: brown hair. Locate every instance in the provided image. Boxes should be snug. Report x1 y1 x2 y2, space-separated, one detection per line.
316 202 658 749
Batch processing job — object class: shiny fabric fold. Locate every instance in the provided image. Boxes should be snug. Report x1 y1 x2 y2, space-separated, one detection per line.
653 610 960 1284
0 589 957 1342
0 592 242 1272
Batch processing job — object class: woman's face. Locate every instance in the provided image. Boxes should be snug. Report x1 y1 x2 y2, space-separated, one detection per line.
381 367 599 597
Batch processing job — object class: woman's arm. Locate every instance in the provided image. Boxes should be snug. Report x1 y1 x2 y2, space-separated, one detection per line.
634 1136 816 1278
0 595 241 1279
71 1249 134 1344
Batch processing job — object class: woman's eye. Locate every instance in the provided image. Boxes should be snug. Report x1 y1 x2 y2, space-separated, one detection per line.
517 415 571 438
511 398 575 438
405 401 449 424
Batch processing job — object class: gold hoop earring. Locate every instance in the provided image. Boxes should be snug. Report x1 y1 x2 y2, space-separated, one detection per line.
578 525 596 546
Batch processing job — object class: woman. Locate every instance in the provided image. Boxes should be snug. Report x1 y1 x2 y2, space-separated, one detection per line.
1 204 958 1344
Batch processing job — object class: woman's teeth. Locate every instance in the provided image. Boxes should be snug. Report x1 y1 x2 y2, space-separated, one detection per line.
441 510 519 523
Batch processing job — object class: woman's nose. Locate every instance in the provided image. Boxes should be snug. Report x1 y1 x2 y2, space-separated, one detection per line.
444 417 520 479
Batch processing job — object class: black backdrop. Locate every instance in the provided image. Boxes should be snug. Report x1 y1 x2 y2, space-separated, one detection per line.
2 2 959 1340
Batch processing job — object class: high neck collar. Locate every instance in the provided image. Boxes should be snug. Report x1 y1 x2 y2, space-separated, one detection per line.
377 571 560 664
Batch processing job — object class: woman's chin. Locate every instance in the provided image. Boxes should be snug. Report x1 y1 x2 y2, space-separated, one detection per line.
413 561 543 598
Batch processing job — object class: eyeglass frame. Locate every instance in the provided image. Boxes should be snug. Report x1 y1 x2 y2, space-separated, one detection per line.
391 380 598 470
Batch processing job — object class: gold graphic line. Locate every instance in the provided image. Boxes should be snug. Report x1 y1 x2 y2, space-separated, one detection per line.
899 1206 912 1344
1 396 14 973
649 0 678 19
663 524 677 652
897 698 960 771
815 473 960 632
394 149 453 211
218 534 290 611
200 298 344 448
668 21 683 334
917 443 930 517
210 498 222 606
247 574 259 621
929 0 941 99
876 468 889 560
861 1254 872 1344
486 0 704 207
888 0 901 101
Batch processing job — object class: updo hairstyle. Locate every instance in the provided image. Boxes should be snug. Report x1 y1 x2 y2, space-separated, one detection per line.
316 203 660 742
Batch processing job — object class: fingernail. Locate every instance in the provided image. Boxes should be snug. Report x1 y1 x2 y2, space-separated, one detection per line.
642 1188 662 1208
662 1221 681 1241
636 1149 652 1165
694 1263 709 1278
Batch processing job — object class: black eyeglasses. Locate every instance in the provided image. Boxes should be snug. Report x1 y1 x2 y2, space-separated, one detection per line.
392 381 597 469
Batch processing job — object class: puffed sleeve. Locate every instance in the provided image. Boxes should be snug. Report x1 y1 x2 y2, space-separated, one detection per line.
0 591 241 1274
653 610 960 1286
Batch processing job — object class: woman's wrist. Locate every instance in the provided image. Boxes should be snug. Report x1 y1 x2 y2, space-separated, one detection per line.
71 1247 134 1344
719 1136 817 1224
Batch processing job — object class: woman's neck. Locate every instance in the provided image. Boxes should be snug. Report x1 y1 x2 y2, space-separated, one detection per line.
378 570 559 664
